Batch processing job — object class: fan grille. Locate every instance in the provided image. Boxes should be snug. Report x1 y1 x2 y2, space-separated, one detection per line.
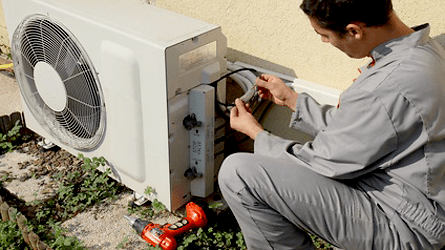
12 15 105 150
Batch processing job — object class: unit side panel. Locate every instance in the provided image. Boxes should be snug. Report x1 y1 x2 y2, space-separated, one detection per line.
167 93 191 209
100 41 146 182
136 48 171 209
165 28 227 100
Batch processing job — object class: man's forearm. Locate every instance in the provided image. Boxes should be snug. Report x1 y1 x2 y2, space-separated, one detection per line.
287 91 299 112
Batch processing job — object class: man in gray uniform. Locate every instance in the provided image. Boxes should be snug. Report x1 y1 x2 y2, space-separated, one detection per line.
218 0 445 249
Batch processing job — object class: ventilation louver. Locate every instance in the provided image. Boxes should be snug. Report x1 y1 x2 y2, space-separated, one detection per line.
12 15 105 150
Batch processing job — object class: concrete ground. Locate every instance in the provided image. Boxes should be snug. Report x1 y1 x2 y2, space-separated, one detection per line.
0 65 21 117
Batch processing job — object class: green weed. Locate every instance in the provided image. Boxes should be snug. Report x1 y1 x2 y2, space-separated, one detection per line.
0 219 31 250
116 236 129 249
144 186 166 213
24 154 121 249
47 222 86 250
0 120 22 154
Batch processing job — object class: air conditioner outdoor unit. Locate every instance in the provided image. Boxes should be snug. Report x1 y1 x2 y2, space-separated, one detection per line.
2 0 227 210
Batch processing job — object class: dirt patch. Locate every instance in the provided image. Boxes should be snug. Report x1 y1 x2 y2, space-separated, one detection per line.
0 139 183 250
61 192 149 250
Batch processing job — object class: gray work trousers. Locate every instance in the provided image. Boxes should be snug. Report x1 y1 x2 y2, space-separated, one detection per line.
218 153 432 250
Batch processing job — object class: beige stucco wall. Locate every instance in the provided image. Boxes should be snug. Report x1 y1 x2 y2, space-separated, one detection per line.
0 0 444 90
0 3 10 54
156 0 445 90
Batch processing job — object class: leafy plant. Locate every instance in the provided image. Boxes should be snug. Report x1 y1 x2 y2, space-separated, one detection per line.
208 201 224 209
1 140 122 249
310 234 334 250
47 222 86 250
145 245 163 250
0 220 31 250
127 202 155 219
26 154 122 248
42 154 120 219
175 226 247 250
1 172 11 183
144 186 166 213
0 120 22 154
116 236 129 249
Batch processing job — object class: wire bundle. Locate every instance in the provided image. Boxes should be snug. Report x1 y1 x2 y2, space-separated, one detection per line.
207 61 260 119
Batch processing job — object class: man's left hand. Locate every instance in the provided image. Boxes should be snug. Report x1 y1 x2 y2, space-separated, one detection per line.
230 98 264 140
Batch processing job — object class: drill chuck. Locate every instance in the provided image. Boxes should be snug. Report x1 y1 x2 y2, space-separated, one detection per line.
124 215 149 235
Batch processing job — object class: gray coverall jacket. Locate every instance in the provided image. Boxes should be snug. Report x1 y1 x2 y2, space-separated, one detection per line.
254 24 445 247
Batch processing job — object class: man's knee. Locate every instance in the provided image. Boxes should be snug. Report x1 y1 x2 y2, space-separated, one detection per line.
218 153 255 193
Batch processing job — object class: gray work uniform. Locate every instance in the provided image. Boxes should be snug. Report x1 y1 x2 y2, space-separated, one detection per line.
219 24 445 250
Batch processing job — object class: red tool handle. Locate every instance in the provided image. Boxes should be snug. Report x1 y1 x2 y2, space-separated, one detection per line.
141 202 208 250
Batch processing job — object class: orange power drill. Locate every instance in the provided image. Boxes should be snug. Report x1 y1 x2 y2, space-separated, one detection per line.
124 202 208 250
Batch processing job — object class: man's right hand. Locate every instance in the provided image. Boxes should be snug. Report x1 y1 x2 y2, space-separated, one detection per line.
255 74 298 111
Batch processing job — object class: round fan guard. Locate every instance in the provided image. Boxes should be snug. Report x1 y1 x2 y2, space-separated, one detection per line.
12 14 106 151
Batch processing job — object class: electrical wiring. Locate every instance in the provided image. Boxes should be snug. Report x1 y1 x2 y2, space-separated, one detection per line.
207 61 278 123
207 61 260 120
209 61 277 150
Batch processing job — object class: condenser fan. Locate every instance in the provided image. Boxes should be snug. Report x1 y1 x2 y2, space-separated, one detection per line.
12 15 105 150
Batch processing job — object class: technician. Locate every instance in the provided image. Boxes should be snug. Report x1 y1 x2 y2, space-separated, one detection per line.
218 0 445 249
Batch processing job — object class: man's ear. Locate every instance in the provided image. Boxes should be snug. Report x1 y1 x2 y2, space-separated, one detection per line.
346 23 364 40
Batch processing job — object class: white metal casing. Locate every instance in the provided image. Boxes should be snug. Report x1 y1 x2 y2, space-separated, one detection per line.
2 0 227 210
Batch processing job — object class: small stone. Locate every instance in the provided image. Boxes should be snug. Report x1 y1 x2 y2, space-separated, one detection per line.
19 173 31 182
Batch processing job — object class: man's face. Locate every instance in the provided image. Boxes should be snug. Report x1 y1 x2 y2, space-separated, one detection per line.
309 17 368 59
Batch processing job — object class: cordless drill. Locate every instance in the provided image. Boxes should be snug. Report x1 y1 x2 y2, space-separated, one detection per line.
124 202 208 250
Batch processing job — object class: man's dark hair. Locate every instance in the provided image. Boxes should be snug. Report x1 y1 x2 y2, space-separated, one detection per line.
300 0 393 35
